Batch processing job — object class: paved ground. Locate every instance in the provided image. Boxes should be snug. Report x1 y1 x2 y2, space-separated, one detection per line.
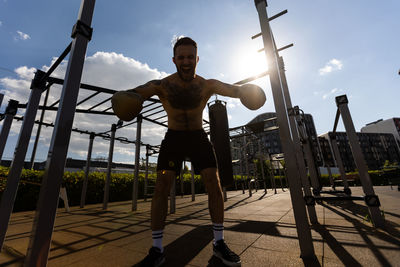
1 186 399 266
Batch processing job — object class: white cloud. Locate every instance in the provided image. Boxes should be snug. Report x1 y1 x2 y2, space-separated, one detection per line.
15 66 36 80
319 58 343 75
0 51 169 162
0 21 3 26
16 31 31 40
227 98 241 108
322 88 343 100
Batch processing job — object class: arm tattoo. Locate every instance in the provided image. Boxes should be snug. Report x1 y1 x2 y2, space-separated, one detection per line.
165 81 202 110
150 80 162 86
134 79 161 90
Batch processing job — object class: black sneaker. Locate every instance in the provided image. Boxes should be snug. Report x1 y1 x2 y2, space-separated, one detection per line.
213 240 241 266
139 247 165 267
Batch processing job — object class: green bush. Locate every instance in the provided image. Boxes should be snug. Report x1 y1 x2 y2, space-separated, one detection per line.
0 167 207 212
1 165 399 212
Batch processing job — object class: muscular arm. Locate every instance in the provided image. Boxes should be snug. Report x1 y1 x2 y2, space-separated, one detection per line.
207 79 243 98
207 79 266 110
127 79 162 99
112 79 162 121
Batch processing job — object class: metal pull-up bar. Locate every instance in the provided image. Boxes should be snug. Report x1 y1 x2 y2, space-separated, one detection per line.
251 9 288 39
257 43 293 53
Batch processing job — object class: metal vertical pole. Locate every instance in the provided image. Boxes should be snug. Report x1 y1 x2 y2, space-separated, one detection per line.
260 157 267 193
296 115 321 192
0 93 4 107
0 83 43 251
103 124 116 210
170 178 176 214
80 132 95 208
0 100 18 162
246 169 252 196
305 140 321 191
29 84 51 169
283 166 289 188
336 95 385 228
331 136 349 191
25 1 95 265
269 155 277 194
180 161 185 197
278 167 284 190
326 166 335 189
254 0 315 258
240 148 245 194
330 134 350 189
279 57 318 224
132 115 142 211
258 141 267 193
253 164 258 192
223 187 227 201
254 162 259 192
191 163 195 201
243 136 252 197
144 145 149 201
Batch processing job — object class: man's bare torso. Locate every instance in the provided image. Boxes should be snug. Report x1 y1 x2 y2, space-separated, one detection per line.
155 73 213 131
132 72 242 130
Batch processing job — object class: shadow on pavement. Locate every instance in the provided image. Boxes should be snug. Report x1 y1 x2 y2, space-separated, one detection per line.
320 200 400 266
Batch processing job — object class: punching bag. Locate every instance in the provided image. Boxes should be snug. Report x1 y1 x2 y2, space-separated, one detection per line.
208 100 234 187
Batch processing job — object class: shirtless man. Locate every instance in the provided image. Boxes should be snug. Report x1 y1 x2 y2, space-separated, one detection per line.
112 37 265 267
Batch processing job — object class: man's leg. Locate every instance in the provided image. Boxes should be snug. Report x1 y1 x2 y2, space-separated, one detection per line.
151 170 176 240
201 167 241 266
200 167 224 224
139 170 175 267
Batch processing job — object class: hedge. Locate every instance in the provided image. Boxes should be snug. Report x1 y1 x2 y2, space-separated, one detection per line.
0 166 399 212
0 167 208 212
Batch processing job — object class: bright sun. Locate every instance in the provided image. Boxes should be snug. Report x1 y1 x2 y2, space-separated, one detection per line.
234 47 269 79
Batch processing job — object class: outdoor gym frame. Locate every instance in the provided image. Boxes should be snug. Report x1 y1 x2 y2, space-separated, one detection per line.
0 0 386 265
0 0 271 264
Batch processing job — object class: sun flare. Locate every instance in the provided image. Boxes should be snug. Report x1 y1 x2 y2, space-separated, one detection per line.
234 47 269 79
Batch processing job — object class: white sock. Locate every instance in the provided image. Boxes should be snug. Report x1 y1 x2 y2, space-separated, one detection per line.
213 223 224 244
152 230 164 252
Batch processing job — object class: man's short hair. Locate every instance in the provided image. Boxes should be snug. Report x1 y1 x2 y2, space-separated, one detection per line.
173 37 197 56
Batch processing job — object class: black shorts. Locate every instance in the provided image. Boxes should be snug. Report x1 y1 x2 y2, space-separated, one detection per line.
157 129 217 175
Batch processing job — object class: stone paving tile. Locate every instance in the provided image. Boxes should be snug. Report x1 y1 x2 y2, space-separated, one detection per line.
103 229 151 250
1 234 30 257
1 223 32 242
0 245 25 266
240 246 312 266
1 187 399 266
321 242 399 267
49 243 142 267
252 231 324 256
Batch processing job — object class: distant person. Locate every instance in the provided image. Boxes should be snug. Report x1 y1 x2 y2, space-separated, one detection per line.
112 37 265 267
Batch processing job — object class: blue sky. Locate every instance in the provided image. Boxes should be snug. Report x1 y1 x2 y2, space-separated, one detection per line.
0 0 399 164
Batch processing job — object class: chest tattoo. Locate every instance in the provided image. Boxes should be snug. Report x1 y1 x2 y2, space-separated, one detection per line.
165 82 203 110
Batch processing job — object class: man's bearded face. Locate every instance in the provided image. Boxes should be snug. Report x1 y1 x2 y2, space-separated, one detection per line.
173 45 198 82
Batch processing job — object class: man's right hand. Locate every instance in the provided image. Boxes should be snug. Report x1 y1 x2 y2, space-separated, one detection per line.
111 91 144 121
